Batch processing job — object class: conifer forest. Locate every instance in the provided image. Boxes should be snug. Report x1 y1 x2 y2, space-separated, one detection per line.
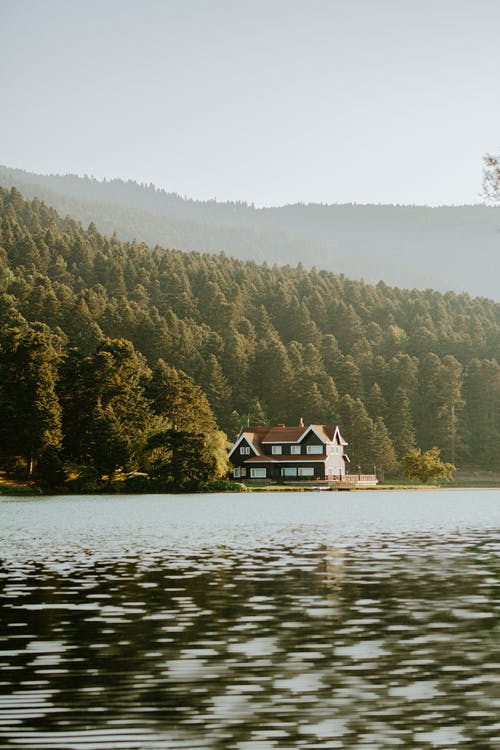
2 185 500 489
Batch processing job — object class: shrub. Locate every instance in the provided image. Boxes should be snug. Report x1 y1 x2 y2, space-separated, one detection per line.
66 466 102 493
201 480 247 493
124 473 153 493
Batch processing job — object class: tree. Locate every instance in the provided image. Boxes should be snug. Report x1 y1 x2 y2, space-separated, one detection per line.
198 354 232 430
402 446 455 484
252 331 293 422
462 358 500 469
372 416 398 477
148 359 216 433
387 386 416 459
59 338 152 477
338 395 375 472
415 353 463 461
366 382 387 420
145 428 229 491
88 410 134 483
0 325 62 476
33 444 67 490
483 153 500 203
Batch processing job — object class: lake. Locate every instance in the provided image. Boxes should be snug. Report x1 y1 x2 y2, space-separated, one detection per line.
1 490 500 749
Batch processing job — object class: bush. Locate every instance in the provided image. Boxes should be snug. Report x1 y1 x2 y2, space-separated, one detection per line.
66 466 102 493
201 480 247 493
124 473 153 493
402 446 455 484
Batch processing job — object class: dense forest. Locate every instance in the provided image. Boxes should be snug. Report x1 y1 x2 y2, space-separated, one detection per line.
2 165 500 299
2 185 500 487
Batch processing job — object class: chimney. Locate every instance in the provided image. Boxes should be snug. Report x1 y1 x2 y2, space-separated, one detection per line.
299 417 304 427
277 423 286 428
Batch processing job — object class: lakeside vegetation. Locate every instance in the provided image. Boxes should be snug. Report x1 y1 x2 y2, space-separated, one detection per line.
2 185 500 491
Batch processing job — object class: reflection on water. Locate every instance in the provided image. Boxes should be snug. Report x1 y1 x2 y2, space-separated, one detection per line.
1 491 500 748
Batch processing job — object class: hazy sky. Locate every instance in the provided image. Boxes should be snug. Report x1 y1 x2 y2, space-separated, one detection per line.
1 0 500 206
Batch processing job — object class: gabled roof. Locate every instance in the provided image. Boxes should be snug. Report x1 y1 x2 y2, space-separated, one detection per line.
229 423 347 457
227 429 264 459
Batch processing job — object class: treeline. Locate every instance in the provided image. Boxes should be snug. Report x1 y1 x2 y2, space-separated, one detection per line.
3 165 500 298
2 186 500 479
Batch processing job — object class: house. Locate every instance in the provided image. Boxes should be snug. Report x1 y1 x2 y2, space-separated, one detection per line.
228 420 349 482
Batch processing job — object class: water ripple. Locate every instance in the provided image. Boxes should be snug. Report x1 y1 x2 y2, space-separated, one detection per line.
1 490 499 748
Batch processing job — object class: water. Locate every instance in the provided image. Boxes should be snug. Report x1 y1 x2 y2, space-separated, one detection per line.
1 490 500 749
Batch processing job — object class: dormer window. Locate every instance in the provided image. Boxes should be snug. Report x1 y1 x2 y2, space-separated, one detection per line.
240 446 250 455
271 445 282 454
290 445 301 454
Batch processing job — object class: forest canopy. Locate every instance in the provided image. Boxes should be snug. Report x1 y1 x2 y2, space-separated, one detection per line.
2 185 500 485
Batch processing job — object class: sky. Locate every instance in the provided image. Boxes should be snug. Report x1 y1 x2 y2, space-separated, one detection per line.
1 0 500 207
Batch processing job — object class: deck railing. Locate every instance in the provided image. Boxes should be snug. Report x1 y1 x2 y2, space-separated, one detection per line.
341 474 378 483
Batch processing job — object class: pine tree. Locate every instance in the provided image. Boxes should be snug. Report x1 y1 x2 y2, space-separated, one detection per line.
366 383 387 420
372 416 398 477
149 359 216 433
198 354 232 429
0 324 62 476
387 387 416 459
338 395 375 473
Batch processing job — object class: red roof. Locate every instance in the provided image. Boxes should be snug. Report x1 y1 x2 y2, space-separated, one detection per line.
262 425 306 442
234 423 347 455
258 424 344 444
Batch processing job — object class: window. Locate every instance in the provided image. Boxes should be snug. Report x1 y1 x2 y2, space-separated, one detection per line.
329 445 340 454
240 446 250 455
233 467 241 478
290 445 301 454
298 467 314 477
250 467 267 478
281 467 297 477
306 445 323 454
271 445 282 455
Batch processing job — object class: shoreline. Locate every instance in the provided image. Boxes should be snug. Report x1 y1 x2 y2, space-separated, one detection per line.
3 481 500 497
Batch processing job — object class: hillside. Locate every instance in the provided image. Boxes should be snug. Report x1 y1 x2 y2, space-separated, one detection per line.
2 185 500 479
1 165 500 299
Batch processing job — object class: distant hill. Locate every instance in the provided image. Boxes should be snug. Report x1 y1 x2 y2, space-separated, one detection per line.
1 165 500 298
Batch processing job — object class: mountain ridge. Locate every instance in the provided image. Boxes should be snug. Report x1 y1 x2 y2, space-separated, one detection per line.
1 164 499 299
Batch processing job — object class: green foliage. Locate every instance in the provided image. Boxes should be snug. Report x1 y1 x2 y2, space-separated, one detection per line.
402 447 456 484
59 338 152 478
124 473 153 493
66 466 102 493
0 324 62 476
148 360 216 433
3 164 500 301
34 445 67 491
387 387 416 460
3 184 500 481
145 428 228 492
202 480 247 492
